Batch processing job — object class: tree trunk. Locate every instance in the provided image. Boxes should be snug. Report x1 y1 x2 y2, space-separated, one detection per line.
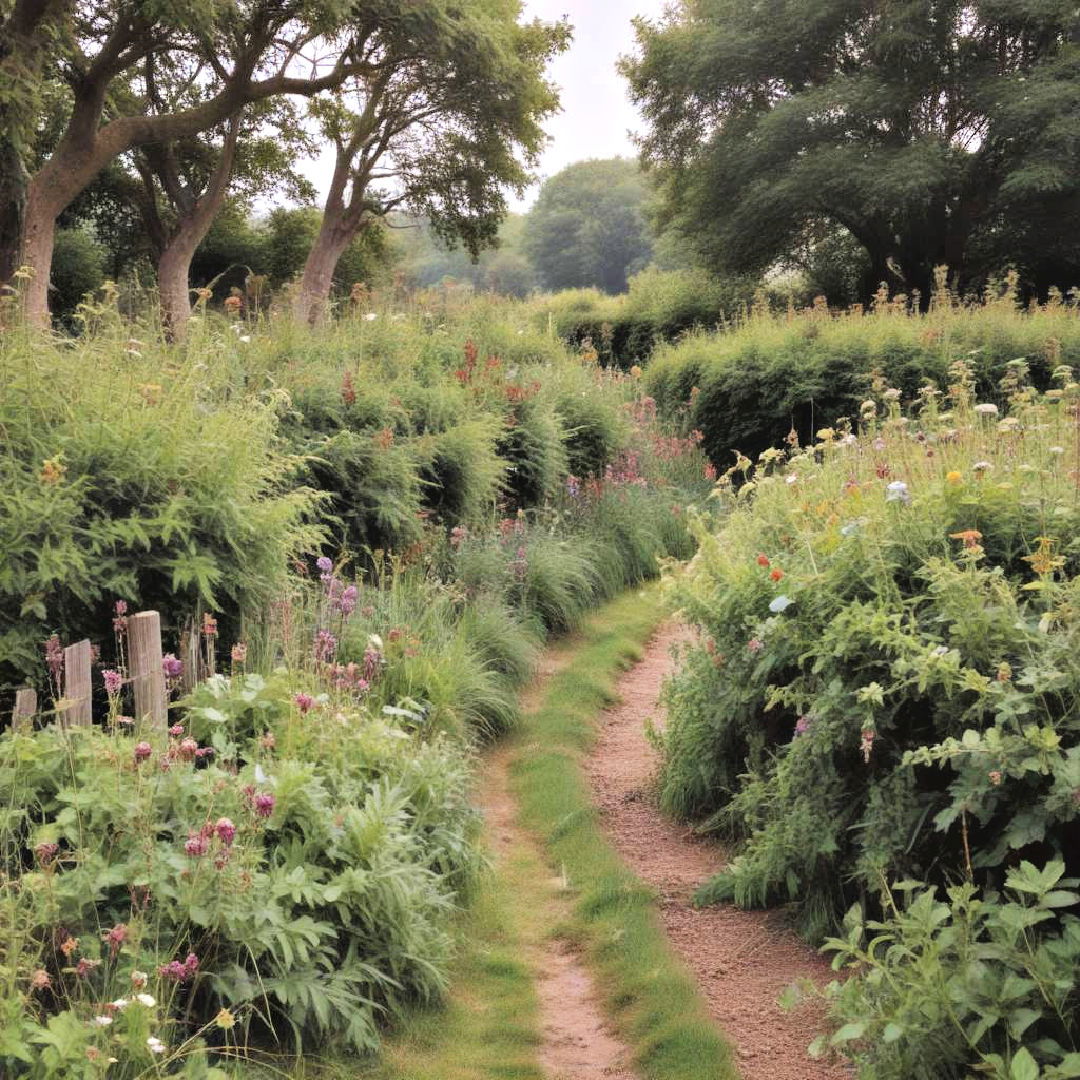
0 146 27 285
19 182 61 322
156 114 241 340
292 210 356 325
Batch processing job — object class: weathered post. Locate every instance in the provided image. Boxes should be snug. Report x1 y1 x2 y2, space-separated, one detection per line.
12 688 37 733
62 640 93 726
129 611 166 728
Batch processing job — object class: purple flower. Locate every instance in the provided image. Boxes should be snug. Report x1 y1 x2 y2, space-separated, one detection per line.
162 654 183 680
159 953 199 982
339 584 358 617
253 792 275 818
102 669 123 696
35 842 59 867
133 741 152 764
363 646 384 683
294 692 316 714
795 715 812 736
215 817 237 845
316 556 333 575
313 629 337 663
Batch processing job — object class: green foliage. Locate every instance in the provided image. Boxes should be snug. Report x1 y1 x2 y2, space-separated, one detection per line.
624 0 1080 299
49 228 106 317
523 158 654 294
661 359 1080 1071
647 286 1080 465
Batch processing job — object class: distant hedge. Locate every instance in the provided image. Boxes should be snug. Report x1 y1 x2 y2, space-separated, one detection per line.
646 290 1080 465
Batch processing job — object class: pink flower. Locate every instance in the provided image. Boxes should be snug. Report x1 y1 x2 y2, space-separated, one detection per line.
747 638 764 654
35 842 59 867
253 792 275 818
178 737 199 761
294 692 315 714
313 629 337 663
860 728 875 764
76 957 101 978
162 654 183 680
158 953 199 982
169 723 184 737
102 669 123 695
185 830 209 857
31 969 52 991
795 715 812 736
214 817 236 846
103 923 127 958
133 741 153 764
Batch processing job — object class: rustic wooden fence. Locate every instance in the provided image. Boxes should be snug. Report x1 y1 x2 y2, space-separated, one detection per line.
10 610 169 732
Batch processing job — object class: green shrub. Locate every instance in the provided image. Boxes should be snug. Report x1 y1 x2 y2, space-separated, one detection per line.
647 285 1080 465
662 360 1080 1074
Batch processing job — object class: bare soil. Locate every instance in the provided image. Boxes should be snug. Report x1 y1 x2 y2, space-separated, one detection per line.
476 649 638 1080
583 624 850 1080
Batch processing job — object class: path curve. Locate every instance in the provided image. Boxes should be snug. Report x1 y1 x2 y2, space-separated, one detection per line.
584 624 849 1080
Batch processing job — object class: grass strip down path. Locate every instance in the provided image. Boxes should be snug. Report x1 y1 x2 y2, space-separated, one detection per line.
511 587 739 1080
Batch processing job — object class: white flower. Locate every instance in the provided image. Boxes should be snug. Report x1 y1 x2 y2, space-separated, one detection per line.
93 1015 114 1027
1049 446 1064 454
134 993 156 1007
110 998 129 1010
785 474 798 485
885 480 911 504
147 1036 166 1054
363 312 378 322
974 403 999 416
238 334 251 344
972 461 993 472
131 970 148 989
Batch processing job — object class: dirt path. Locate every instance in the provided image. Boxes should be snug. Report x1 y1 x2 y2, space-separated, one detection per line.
477 651 638 1080
584 624 849 1080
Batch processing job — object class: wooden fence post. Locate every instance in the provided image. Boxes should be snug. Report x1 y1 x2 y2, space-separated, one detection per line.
180 616 200 694
12 688 37 733
62 640 93 726
130 611 166 728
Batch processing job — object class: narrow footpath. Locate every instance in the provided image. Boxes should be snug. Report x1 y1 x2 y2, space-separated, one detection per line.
583 624 849 1080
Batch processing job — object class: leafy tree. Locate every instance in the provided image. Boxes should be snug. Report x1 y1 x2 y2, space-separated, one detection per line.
291 0 568 323
524 157 654 293
1 0 374 323
624 0 1080 301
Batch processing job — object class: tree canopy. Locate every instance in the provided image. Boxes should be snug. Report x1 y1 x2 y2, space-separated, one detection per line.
624 0 1080 301
524 157 654 294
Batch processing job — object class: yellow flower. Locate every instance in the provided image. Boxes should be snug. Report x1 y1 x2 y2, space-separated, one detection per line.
1023 536 1065 576
945 470 963 485
40 457 65 485
215 1007 237 1030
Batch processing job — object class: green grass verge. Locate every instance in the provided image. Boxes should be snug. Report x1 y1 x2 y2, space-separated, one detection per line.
510 586 739 1080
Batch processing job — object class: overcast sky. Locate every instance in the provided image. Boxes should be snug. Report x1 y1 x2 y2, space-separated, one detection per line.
511 0 669 207
290 0 669 213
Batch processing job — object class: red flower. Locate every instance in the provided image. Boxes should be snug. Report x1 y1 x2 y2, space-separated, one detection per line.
770 569 784 582
756 554 770 567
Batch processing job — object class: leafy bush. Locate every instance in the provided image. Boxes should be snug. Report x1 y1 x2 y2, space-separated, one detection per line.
647 280 1080 465
662 358 1080 1074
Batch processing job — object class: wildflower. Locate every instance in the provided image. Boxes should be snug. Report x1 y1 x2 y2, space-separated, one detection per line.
860 728 875 764
92 1015 113 1027
185 830 209 857
162 654 183 680
748 638 764 654
1024 536 1065 576
316 556 333 579
630 365 643 379
449 525 468 549
988 770 1003 786
102 669 123 696
134 741 153 764
795 715 812 736
76 958 101 978
260 731 276 750
313 629 337 662
35 841 59 867
60 936 79 958
40 457 65 484
201 613 218 637
134 993 155 1007
756 554 770 567
997 661 1012 683
131 971 148 990
231 642 248 664
147 1036 167 1055
215 1007 237 1030
949 529 984 551
770 568 784 582
103 924 127 958
109 999 129 1011
704 463 718 481
215 817 237 845
872 437 886 451
974 403 999 416
883 388 902 402
972 461 992 474
224 294 242 313
178 737 199 761
169 723 184 737
885 480 911 504
113 600 129 635
31 969 52 991
158 953 199 982
945 470 963 485
44 634 64 682
253 792 276 818
338 585 358 617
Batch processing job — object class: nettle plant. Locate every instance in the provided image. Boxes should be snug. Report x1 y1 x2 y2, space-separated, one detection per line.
662 358 1080 1075
1 564 480 1077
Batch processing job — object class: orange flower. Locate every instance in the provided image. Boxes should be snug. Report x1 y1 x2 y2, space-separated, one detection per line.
946 470 963 485
756 554 770 567
770 568 784 582
949 529 983 550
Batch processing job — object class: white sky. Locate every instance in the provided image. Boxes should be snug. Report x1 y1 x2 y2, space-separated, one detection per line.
292 0 670 213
